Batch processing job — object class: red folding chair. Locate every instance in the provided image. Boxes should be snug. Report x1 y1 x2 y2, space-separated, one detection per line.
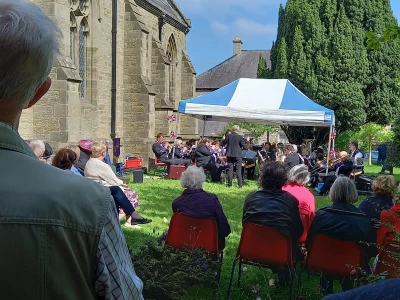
226 223 294 299
297 234 365 295
376 238 400 278
165 213 223 281
153 155 167 175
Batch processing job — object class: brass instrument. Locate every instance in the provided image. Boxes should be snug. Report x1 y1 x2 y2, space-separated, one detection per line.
309 157 342 176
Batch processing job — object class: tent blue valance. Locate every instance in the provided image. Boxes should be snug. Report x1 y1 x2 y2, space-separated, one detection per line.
178 78 335 127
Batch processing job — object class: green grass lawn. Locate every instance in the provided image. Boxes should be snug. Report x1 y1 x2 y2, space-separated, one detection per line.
123 165 399 300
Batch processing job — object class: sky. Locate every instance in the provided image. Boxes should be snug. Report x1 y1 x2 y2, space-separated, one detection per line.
174 0 400 75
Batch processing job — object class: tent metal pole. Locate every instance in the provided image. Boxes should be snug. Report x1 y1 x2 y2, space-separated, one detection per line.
202 116 207 138
326 125 333 176
172 112 180 159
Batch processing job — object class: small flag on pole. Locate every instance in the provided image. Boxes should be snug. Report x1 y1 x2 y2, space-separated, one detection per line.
331 128 337 140
169 130 176 139
168 114 176 123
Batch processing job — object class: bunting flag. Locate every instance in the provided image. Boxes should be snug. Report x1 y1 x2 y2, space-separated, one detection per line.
168 114 176 123
169 130 176 139
331 128 337 140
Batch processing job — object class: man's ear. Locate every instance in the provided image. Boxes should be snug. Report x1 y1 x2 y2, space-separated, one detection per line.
26 77 52 109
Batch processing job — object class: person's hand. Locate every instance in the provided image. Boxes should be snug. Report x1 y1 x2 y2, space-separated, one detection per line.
222 135 226 140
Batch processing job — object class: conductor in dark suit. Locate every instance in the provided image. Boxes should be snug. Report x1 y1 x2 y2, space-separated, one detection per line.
222 125 248 188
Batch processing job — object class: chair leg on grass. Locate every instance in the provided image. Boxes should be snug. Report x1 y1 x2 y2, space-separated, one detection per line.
296 268 304 299
217 251 224 283
238 260 243 287
226 257 240 300
289 268 295 300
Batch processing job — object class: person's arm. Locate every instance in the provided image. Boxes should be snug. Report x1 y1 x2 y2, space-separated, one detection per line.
212 195 231 238
290 196 304 241
152 143 165 157
100 161 124 186
94 199 144 300
196 145 211 156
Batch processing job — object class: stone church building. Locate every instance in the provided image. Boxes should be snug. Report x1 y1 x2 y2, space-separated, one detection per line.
20 0 197 165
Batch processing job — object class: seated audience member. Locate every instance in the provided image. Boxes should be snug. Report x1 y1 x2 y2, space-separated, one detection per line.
85 141 150 225
64 144 82 175
152 133 190 173
283 164 316 223
359 175 395 227
377 193 400 258
195 138 220 182
318 151 353 195
284 144 302 169
52 148 79 173
172 166 231 250
323 278 400 300
243 161 303 285
75 139 93 175
306 177 376 294
42 142 54 164
27 139 46 160
0 1 143 297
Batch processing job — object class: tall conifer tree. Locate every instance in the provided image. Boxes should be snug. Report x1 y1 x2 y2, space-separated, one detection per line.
269 0 400 143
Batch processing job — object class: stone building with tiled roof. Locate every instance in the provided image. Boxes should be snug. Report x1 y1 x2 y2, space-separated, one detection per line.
197 37 272 139
20 0 197 166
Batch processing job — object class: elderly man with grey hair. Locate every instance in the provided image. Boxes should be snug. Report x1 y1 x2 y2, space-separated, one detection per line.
221 124 247 188
0 1 143 299
172 166 231 249
305 177 375 295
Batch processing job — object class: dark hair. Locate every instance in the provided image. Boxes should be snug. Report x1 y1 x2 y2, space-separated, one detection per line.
350 141 358 148
212 140 220 146
156 133 164 138
259 161 288 190
52 148 77 170
176 136 182 140
200 138 210 144
264 142 271 147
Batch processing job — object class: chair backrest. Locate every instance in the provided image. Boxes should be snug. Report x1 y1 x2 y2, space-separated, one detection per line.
154 155 165 166
305 234 364 278
237 223 293 269
165 213 219 255
376 233 400 278
298 214 310 245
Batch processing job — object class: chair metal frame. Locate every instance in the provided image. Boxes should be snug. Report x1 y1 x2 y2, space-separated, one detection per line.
165 213 224 282
297 234 365 296
226 223 295 300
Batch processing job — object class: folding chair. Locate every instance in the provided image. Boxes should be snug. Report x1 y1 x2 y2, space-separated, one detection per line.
153 155 167 175
165 213 223 282
297 234 365 295
376 238 400 278
227 223 295 299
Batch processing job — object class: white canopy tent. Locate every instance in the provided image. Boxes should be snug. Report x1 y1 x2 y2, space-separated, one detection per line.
176 78 335 173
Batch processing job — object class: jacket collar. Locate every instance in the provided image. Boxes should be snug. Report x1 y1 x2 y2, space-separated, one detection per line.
0 122 37 159
182 188 204 194
325 202 366 217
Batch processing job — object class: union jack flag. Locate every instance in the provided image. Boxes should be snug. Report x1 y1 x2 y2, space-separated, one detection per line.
168 114 176 123
169 130 176 139
331 128 337 140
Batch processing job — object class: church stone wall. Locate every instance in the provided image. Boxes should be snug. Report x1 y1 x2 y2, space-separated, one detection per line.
19 0 197 166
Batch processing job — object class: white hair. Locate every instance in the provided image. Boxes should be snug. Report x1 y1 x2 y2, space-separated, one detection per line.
28 139 45 158
0 0 61 108
288 164 310 186
180 166 206 190
292 144 298 152
232 125 240 132
329 176 358 204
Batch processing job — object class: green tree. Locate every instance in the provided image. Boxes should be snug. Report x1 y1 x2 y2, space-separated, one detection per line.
269 0 400 143
257 54 269 79
354 123 393 165
221 122 279 140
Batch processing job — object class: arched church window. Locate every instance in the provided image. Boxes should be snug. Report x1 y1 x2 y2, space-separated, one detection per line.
166 35 177 103
70 0 90 99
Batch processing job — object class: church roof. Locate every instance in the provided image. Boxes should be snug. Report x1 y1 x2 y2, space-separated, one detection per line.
144 0 190 30
196 50 271 90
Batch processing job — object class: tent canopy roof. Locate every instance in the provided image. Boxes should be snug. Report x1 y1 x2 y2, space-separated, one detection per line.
178 78 335 127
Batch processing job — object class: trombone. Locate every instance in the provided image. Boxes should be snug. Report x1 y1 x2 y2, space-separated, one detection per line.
309 157 342 176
